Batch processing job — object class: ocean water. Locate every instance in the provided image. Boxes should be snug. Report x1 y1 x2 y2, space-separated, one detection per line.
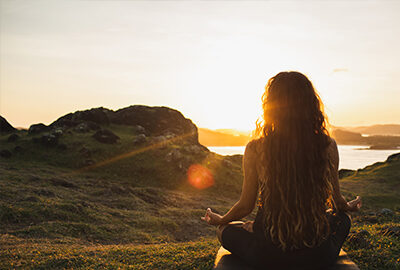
208 145 400 170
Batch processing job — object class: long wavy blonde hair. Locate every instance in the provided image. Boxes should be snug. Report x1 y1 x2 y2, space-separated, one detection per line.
254 71 334 251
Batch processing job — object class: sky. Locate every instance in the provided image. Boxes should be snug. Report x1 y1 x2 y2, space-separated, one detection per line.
1 0 400 131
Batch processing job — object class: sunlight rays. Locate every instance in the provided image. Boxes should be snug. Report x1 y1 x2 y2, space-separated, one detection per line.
65 131 197 176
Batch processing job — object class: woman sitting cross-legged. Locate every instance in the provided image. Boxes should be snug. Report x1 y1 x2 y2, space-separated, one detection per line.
202 71 362 269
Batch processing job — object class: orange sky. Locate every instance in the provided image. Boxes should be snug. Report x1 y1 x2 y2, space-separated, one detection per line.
1 1 400 131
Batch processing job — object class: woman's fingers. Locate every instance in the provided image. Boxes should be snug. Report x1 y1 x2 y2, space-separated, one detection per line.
201 208 213 224
347 196 362 211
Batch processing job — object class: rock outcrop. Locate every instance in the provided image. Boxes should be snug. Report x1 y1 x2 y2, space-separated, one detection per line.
29 123 50 134
0 116 16 133
49 105 200 145
50 107 112 128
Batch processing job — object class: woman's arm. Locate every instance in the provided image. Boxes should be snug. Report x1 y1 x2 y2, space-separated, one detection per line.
202 141 259 225
329 138 362 212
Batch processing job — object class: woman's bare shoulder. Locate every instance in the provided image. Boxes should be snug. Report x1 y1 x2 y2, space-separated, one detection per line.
246 137 264 150
327 136 338 152
244 138 264 158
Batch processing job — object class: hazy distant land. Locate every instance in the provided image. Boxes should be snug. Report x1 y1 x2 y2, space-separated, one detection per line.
199 125 400 149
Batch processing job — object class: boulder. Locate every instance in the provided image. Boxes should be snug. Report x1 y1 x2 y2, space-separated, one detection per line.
7 133 19 142
14 146 23 153
79 147 92 158
92 129 120 144
338 169 355 179
28 123 50 134
132 125 147 135
39 134 59 147
0 149 12 158
380 208 394 215
0 116 16 133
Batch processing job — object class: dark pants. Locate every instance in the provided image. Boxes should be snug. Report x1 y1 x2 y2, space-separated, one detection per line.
220 212 351 270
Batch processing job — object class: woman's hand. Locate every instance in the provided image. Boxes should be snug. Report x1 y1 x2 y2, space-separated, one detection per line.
201 208 223 225
346 196 362 212
242 221 254 232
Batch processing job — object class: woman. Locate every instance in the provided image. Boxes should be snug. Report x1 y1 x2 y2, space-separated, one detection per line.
202 71 362 269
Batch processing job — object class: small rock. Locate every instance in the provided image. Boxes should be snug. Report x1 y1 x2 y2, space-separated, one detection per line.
132 125 146 134
0 149 12 158
57 143 67 151
79 147 92 158
363 215 378 224
40 133 59 147
223 159 234 168
92 129 120 144
165 149 183 162
152 135 167 144
49 178 76 188
52 128 63 137
7 133 19 142
14 145 23 153
74 122 99 133
380 208 394 215
133 134 146 145
82 159 95 166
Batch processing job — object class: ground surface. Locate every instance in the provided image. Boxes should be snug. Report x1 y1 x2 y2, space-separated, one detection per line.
0 126 399 269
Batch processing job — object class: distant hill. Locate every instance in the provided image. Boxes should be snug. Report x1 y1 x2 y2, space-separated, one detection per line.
214 129 251 137
343 124 400 136
198 128 251 146
332 128 400 149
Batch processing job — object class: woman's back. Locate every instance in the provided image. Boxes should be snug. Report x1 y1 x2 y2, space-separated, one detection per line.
251 72 334 251
203 71 361 269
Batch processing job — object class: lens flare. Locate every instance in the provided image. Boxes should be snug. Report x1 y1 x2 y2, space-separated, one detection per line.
187 164 214 190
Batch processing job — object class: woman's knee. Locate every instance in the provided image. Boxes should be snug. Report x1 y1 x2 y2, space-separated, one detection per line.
216 221 244 244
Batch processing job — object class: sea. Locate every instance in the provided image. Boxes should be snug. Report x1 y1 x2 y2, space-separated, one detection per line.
208 145 400 170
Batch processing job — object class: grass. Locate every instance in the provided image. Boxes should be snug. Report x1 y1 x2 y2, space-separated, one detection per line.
0 234 219 269
1 125 400 269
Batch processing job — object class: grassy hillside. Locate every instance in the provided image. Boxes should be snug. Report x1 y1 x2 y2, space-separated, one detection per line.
1 113 399 269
